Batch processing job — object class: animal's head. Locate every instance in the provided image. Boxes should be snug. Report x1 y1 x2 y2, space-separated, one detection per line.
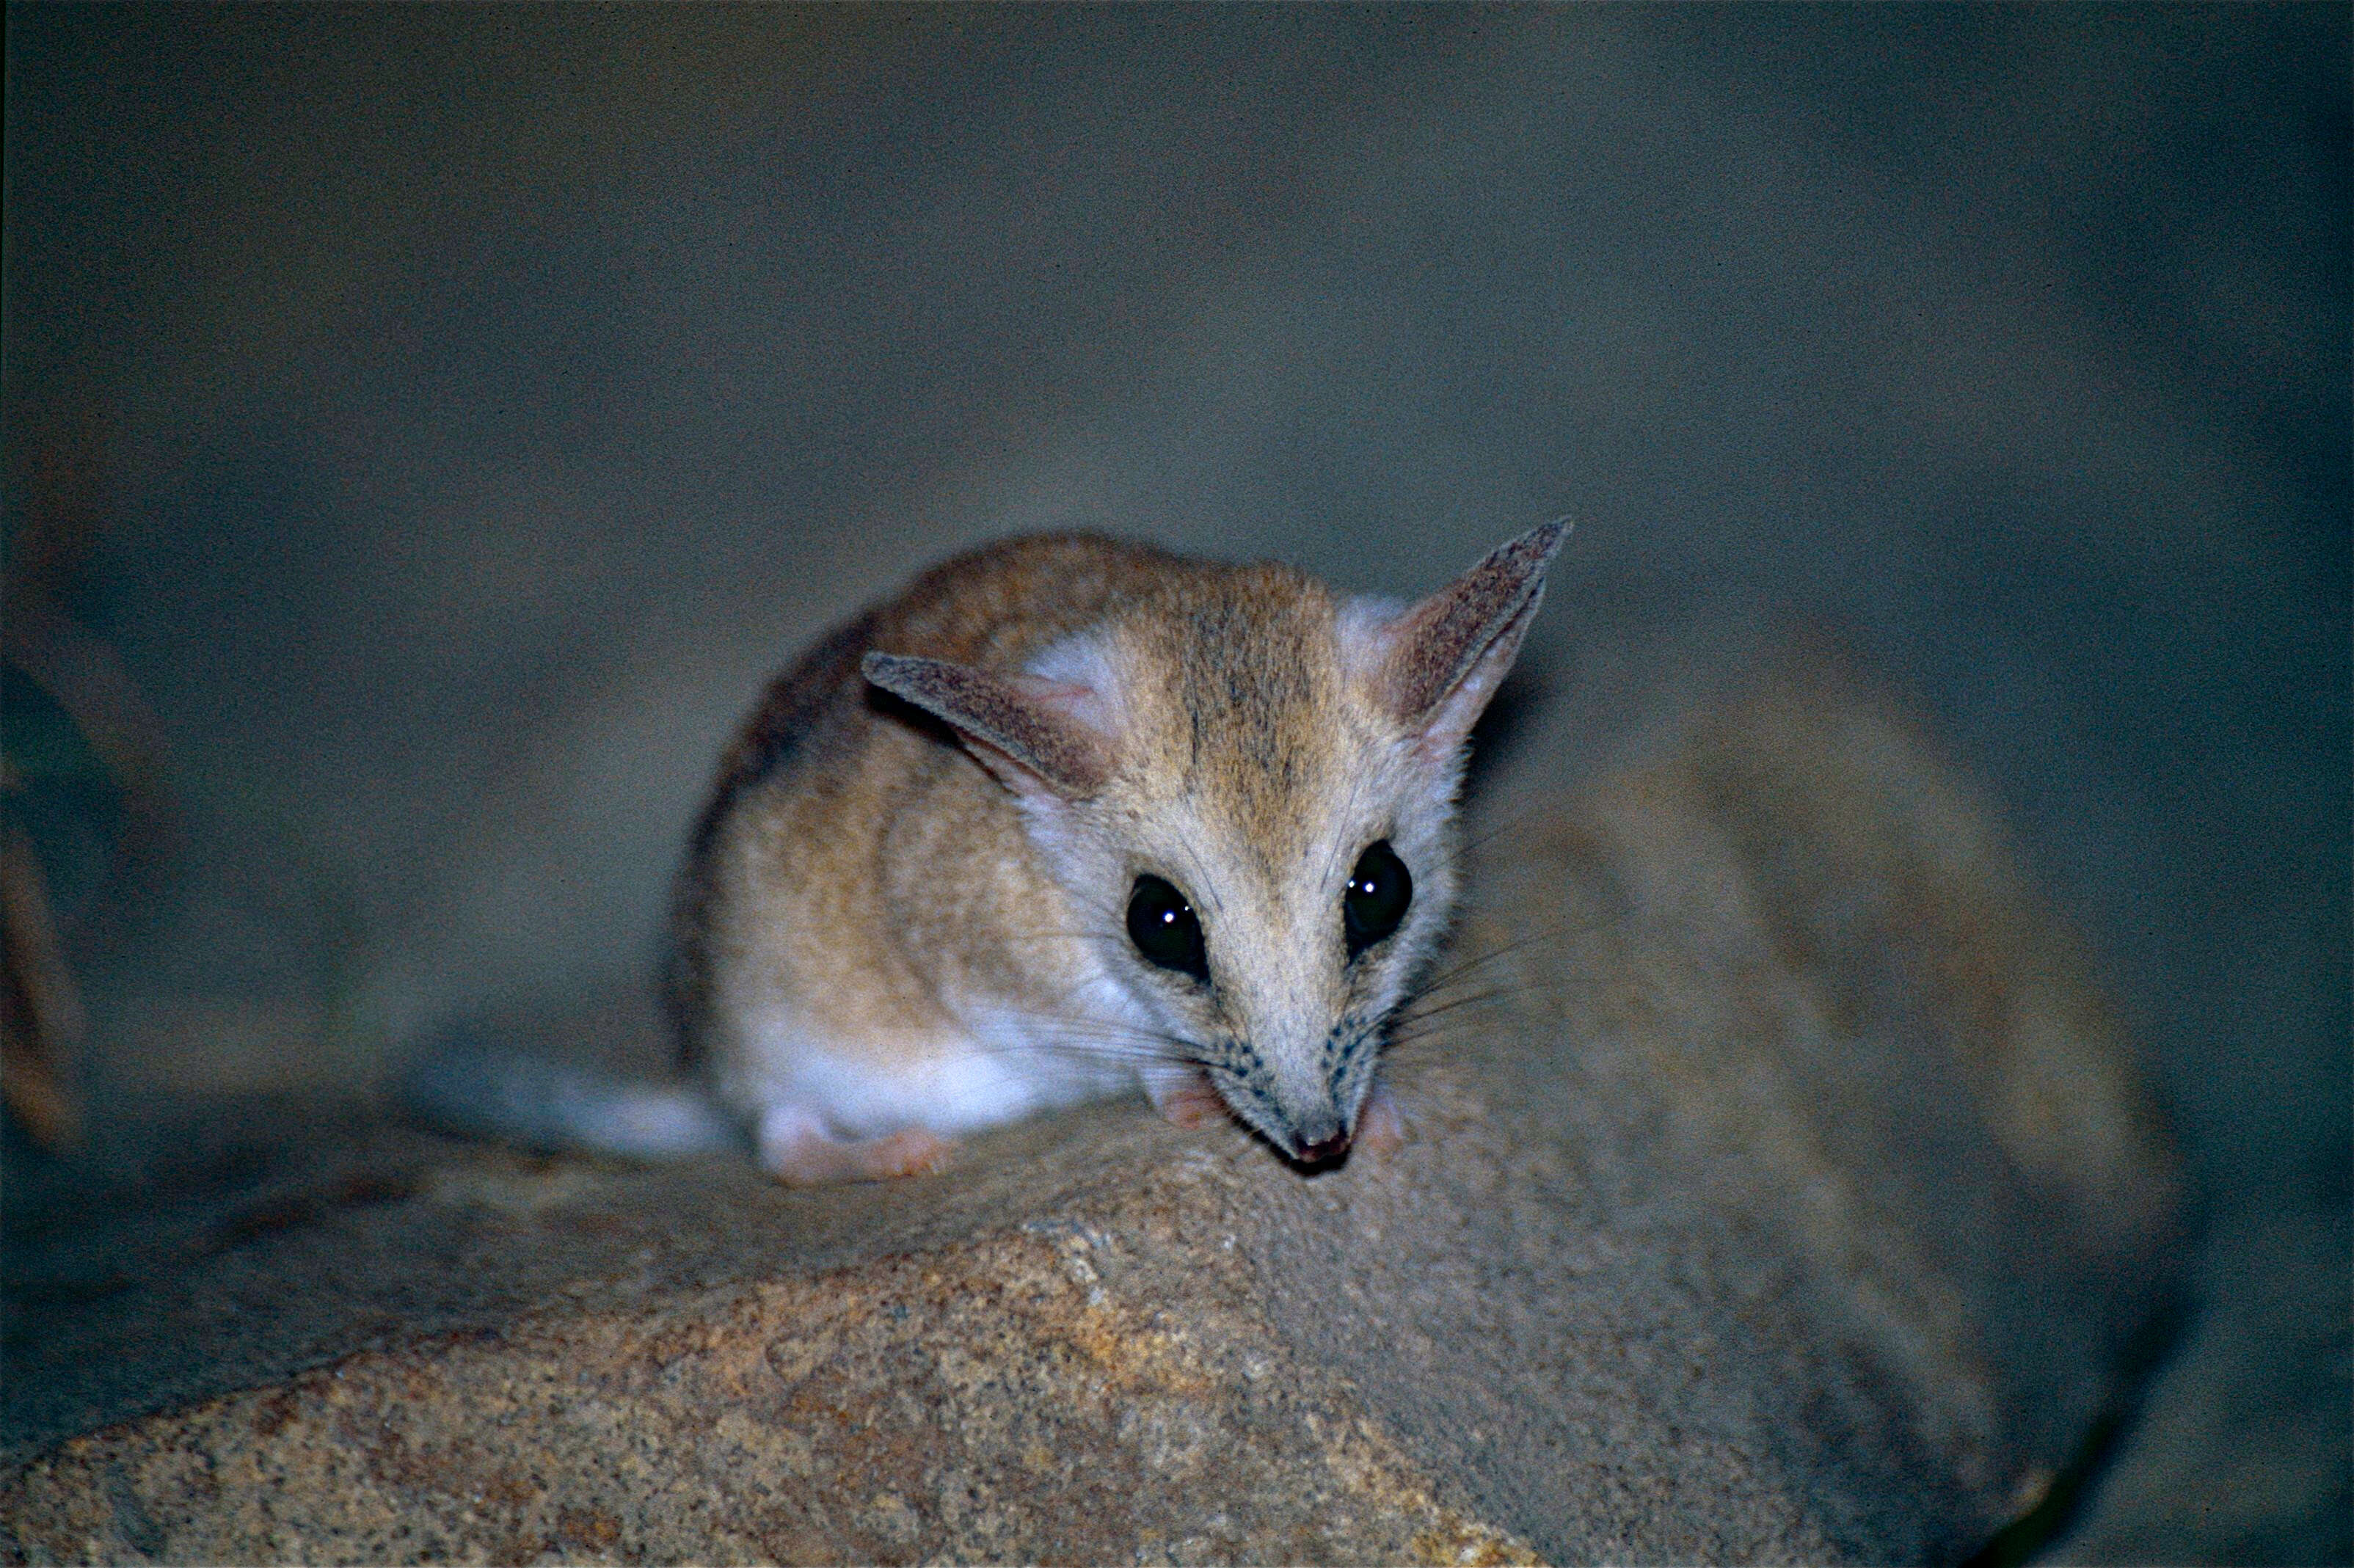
864 523 1563 1164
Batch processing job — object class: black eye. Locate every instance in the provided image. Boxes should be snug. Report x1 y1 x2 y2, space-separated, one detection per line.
1344 840 1412 958
1126 875 1209 982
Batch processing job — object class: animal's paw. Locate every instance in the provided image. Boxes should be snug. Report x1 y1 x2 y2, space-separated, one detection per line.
757 1106 955 1184
1148 1071 1231 1130
1354 1082 1407 1159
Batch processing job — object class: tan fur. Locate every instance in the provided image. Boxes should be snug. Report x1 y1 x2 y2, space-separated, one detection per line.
668 527 1562 1181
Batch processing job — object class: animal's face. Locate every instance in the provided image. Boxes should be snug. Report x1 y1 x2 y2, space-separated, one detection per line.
1079 669 1464 1162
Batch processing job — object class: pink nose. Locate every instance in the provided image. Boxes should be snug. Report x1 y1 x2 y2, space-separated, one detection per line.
1295 1132 1352 1166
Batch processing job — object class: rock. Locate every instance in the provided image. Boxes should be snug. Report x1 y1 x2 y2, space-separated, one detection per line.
0 656 2184 1563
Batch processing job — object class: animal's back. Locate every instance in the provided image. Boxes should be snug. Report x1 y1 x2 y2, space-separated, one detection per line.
664 533 1191 1071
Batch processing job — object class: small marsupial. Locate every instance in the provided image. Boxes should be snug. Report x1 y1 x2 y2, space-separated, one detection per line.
413 525 1563 1182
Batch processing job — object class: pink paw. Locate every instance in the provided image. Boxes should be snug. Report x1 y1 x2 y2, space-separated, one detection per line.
758 1107 955 1185
1354 1082 1407 1159
1149 1072 1232 1129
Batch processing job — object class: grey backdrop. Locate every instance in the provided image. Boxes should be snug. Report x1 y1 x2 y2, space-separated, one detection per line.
6 6 2347 1556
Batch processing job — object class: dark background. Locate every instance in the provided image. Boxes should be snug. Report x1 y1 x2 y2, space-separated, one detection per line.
5 6 2346 1556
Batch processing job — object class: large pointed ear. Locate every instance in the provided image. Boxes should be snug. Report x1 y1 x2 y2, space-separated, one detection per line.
862 651 1116 801
1349 522 1567 760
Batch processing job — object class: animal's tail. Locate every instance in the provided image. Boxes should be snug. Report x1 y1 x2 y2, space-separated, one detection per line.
398 1034 740 1161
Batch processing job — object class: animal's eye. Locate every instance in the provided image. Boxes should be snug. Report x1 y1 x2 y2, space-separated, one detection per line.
1126 875 1209 982
1343 840 1413 958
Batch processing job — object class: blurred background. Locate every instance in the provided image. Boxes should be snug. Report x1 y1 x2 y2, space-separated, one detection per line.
4 5 2345 1556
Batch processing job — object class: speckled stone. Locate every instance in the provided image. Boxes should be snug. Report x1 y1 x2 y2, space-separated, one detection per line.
4 1218 1534 1565
0 656 2184 1564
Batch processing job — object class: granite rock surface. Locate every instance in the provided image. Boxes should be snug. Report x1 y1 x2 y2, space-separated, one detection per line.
0 661 2186 1563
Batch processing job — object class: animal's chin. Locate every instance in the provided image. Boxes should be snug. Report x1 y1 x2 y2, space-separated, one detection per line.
1195 1062 1371 1167
1222 1094 1355 1169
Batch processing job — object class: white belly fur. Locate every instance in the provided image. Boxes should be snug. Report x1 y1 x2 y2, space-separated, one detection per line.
715 1002 1140 1141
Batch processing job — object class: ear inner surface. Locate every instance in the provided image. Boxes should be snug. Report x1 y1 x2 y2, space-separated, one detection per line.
862 652 1112 798
1379 522 1567 726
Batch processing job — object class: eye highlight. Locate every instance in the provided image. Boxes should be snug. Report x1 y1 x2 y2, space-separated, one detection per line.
1343 840 1412 958
1126 875 1209 982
